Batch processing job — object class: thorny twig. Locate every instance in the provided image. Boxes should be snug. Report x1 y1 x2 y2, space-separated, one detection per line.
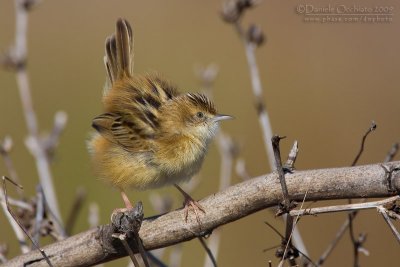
351 121 377 167
271 136 297 266
271 136 291 211
263 221 316 266
279 192 312 267
317 122 377 266
377 206 400 244
348 122 376 267
318 176 393 266
2 176 53 267
290 196 400 217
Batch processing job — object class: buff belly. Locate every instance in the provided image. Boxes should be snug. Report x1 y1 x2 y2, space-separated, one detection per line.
88 134 204 190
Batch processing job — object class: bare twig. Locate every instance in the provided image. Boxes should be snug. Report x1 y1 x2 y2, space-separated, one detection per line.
385 143 399 163
88 202 100 228
146 252 169 267
44 111 68 160
271 136 298 267
348 122 376 267
199 237 218 267
316 122 377 266
351 121 377 167
235 158 251 180
132 229 150 267
32 184 44 245
65 187 86 235
0 191 32 211
233 21 275 170
0 137 23 197
8 0 63 230
290 196 400 216
264 221 284 240
271 136 290 208
271 136 308 264
278 192 309 267
0 194 29 254
283 141 299 172
2 176 53 266
377 206 400 244
316 218 349 266
113 233 141 267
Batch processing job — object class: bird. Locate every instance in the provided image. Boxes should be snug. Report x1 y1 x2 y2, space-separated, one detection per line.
88 18 231 222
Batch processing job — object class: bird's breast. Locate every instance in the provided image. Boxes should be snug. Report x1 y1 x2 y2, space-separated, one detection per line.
154 135 208 183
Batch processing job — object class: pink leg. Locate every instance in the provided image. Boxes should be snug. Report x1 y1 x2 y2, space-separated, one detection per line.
111 190 133 222
121 190 133 209
174 184 205 224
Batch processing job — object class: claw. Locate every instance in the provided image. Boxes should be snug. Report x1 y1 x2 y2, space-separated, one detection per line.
174 184 206 225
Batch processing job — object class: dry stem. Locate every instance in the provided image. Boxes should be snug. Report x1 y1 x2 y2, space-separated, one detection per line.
4 161 400 267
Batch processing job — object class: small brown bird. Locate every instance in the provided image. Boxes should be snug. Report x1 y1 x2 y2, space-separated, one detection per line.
88 19 231 221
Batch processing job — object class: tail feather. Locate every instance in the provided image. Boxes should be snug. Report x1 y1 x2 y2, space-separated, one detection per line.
104 18 134 92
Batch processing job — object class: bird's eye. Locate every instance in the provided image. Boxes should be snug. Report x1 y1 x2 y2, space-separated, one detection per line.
196 112 204 119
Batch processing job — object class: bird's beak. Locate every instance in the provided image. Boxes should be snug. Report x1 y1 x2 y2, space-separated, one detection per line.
213 114 233 122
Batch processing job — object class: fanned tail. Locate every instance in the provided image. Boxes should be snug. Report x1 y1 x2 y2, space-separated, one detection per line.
104 18 134 92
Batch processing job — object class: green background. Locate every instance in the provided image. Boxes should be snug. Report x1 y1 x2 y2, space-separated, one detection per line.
0 0 399 266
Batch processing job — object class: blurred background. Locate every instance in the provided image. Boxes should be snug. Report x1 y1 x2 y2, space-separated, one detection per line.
0 0 399 266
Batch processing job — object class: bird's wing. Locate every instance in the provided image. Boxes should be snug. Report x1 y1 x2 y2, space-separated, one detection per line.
92 112 154 152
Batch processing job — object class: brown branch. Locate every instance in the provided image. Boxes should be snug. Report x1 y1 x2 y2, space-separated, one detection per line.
3 161 400 267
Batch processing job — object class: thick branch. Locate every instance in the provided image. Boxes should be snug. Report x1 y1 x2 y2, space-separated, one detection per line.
4 161 400 267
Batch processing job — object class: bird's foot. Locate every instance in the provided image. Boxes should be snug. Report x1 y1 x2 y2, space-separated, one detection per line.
174 184 206 225
183 196 206 225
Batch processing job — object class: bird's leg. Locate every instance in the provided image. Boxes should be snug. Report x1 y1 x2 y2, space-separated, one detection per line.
121 190 133 209
174 184 205 224
111 190 133 222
